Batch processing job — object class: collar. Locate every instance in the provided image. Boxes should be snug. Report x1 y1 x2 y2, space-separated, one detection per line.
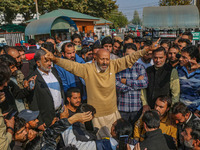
160 113 169 123
186 112 192 124
37 67 51 75
180 66 200 78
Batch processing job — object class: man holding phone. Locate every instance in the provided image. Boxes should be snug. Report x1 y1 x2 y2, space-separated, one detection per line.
177 45 200 112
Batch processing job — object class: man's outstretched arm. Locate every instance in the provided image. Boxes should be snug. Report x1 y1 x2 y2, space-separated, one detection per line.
42 47 88 79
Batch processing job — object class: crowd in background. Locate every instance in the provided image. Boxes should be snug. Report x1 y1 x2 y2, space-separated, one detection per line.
0 30 200 150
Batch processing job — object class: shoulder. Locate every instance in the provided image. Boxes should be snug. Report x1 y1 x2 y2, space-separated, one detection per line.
75 54 85 63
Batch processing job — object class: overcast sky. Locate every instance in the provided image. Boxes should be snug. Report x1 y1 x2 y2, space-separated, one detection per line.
116 0 159 21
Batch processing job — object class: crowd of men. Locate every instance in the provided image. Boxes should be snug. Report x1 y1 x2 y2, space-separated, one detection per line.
0 30 200 150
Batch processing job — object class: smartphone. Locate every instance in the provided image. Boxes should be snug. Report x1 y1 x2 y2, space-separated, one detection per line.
5 108 17 120
119 135 129 150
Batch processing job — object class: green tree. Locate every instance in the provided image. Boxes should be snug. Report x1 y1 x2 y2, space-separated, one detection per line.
159 0 192 6
132 10 141 25
0 0 19 24
108 10 128 28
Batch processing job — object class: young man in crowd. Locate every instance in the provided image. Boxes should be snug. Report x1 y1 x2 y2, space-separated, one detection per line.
178 38 191 51
101 36 119 60
160 40 171 53
54 42 87 101
80 47 93 62
71 33 82 46
177 45 200 112
112 40 123 58
182 31 193 43
116 43 148 126
137 40 154 69
167 44 180 68
60 87 82 119
172 102 199 149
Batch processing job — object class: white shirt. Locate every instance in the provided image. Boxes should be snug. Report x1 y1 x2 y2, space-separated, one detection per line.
37 68 62 110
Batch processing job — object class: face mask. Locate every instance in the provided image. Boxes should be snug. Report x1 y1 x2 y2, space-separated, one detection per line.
184 139 194 149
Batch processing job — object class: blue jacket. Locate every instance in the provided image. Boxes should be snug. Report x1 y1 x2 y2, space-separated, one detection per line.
54 54 87 101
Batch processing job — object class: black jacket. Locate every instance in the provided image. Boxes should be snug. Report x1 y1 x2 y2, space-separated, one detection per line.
27 68 65 127
146 64 173 108
140 129 170 150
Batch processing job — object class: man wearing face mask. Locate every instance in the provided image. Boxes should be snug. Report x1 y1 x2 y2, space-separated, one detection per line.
54 42 87 102
172 102 199 150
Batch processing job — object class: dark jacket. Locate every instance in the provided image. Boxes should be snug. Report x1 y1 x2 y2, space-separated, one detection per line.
146 64 173 108
140 129 170 150
177 113 199 149
27 67 65 127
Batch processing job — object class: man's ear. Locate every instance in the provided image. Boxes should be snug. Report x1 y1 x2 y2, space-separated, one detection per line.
67 97 70 103
36 61 40 67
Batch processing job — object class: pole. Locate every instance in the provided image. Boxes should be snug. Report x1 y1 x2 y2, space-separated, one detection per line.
34 0 39 20
194 0 197 5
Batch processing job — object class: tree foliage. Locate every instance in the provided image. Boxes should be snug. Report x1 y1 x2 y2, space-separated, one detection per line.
108 10 128 28
159 0 192 6
0 0 118 23
132 10 142 25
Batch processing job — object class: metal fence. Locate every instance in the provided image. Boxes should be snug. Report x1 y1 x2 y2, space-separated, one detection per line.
0 32 25 46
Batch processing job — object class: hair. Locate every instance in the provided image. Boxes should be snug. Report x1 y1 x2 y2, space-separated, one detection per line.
123 43 137 53
113 118 133 140
114 40 122 47
178 38 191 46
101 36 113 47
169 43 180 51
182 31 193 41
142 110 160 129
133 37 141 43
94 35 98 38
172 102 190 116
124 34 134 43
191 119 200 140
14 46 24 52
47 36 55 41
14 116 26 133
143 40 152 46
156 95 172 108
34 50 46 62
76 103 96 116
66 87 81 98
181 45 200 62
160 40 171 48
61 42 74 53
0 54 17 67
153 46 167 55
25 136 41 150
71 34 82 42
5 46 18 54
91 42 101 52
81 47 92 55
0 62 11 86
28 39 36 45
41 42 55 54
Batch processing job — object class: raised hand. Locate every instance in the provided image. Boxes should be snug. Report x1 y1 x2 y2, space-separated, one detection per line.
41 47 57 62
149 38 161 51
189 59 200 70
68 112 93 124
